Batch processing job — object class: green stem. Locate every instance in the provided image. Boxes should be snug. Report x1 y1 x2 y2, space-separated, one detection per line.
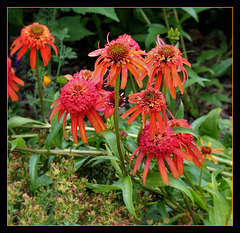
173 8 188 60
159 186 188 213
181 193 198 225
139 8 151 25
183 171 198 193
162 8 170 30
114 74 128 175
11 147 107 157
198 166 207 204
35 50 47 123
56 40 63 78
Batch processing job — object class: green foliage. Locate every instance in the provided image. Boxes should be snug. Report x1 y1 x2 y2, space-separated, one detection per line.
8 7 232 226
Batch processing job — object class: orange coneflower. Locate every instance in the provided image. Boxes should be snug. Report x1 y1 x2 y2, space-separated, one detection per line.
88 33 149 89
8 57 24 102
121 87 173 140
49 74 106 144
141 35 191 98
197 138 224 164
10 22 58 69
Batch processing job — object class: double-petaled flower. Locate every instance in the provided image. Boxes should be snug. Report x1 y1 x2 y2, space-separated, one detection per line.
121 87 173 140
10 22 58 69
141 35 191 98
49 73 106 144
88 34 149 89
95 90 125 120
8 57 24 102
130 119 204 185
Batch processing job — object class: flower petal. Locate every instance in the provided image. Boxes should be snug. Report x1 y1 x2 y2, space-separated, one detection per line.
78 114 88 144
71 114 78 144
157 157 169 185
30 47 36 69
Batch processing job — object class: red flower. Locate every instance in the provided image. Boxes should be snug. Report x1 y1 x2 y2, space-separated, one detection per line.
95 90 125 119
130 121 203 185
10 22 58 69
88 33 149 89
130 123 179 185
121 87 173 140
167 118 204 175
49 76 106 144
8 57 24 101
141 35 191 98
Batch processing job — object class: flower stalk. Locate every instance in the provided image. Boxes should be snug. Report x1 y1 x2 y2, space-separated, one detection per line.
114 73 128 175
35 50 47 123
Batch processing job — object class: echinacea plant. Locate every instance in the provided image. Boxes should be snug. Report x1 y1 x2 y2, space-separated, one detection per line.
8 17 231 226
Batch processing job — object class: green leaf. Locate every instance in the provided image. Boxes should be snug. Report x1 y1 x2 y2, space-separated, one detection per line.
183 66 210 88
199 108 221 139
179 8 209 24
85 155 119 166
8 116 48 129
182 8 199 22
9 137 27 151
204 168 230 225
172 126 200 140
157 199 169 221
105 144 122 177
72 8 119 22
194 66 215 76
74 156 90 171
36 173 53 188
189 189 207 210
46 114 65 149
8 8 23 26
193 49 220 67
175 101 184 119
85 182 121 193
29 154 40 195
191 115 208 132
146 171 194 204
55 16 94 41
145 24 168 51
101 130 125 160
199 93 231 107
211 58 232 77
114 174 137 217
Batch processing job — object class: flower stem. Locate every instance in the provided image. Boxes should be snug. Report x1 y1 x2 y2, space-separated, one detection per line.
173 8 188 60
162 8 170 30
139 8 151 25
114 73 128 175
11 147 107 157
35 50 47 123
181 192 198 225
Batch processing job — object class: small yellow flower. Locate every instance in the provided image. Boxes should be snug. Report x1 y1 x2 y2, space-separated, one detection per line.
198 138 224 164
43 76 51 86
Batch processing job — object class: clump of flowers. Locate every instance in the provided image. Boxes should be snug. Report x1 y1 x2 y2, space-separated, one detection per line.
10 22 58 69
8 57 24 101
50 73 106 144
88 33 149 89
